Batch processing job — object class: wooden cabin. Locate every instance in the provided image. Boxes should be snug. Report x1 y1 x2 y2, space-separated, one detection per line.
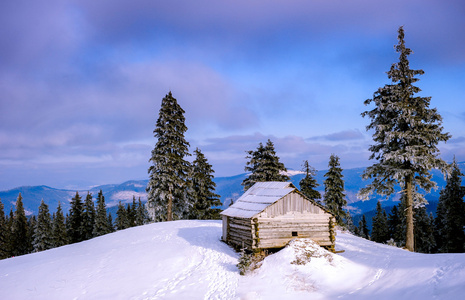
221 181 336 251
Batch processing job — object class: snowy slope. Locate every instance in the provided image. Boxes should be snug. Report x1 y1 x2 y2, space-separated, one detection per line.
1 220 465 300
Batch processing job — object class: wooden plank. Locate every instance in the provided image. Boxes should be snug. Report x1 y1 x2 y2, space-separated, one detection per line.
229 223 252 231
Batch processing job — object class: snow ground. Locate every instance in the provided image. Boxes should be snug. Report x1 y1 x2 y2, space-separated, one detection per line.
1 220 465 300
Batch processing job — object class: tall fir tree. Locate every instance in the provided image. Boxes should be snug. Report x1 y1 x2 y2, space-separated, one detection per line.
115 202 129 230
360 26 450 251
242 139 289 191
108 213 115 232
11 193 29 256
188 148 222 220
26 215 36 254
68 192 84 243
147 91 191 222
33 200 54 252
387 204 403 245
299 160 321 202
127 197 137 227
371 201 390 243
93 190 110 237
53 202 68 247
435 160 465 253
82 192 95 240
0 198 8 259
323 154 347 225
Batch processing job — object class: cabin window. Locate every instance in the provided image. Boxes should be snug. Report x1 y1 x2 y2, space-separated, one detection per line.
292 231 298 237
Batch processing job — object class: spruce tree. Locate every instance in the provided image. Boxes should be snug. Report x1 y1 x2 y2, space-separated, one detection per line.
11 193 29 256
33 200 54 252
26 215 36 254
68 192 84 243
108 213 115 232
435 160 465 252
414 207 436 253
360 26 450 251
299 160 321 202
82 192 95 240
127 197 137 227
242 139 289 191
323 154 347 225
53 202 68 247
135 198 150 226
371 201 389 243
358 215 370 239
147 91 191 222
115 202 129 230
0 198 8 259
93 190 110 237
188 148 222 220
387 204 403 244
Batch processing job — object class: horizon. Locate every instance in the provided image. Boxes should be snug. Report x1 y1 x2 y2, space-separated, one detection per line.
1 1 464 190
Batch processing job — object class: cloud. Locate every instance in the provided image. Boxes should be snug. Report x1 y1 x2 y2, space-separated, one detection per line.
308 130 366 142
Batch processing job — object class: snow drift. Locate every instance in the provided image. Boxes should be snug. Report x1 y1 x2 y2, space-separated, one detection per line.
1 220 465 299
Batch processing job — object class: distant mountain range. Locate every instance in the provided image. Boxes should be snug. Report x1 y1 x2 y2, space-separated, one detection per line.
1 163 463 217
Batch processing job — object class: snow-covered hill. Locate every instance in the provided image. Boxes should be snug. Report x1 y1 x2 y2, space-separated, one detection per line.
1 220 465 300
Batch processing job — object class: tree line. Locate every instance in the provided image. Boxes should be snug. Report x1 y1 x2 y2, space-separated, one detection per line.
0 190 150 260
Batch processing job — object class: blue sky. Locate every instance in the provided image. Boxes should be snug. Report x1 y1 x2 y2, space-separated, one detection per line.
1 0 464 190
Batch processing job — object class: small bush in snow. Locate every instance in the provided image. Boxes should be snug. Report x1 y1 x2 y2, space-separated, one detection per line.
290 239 333 265
237 249 266 275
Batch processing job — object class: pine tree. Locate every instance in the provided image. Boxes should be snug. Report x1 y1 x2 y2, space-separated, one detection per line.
0 198 8 259
414 207 436 253
242 139 289 191
358 215 370 239
127 197 137 227
26 215 36 254
135 198 150 226
108 213 115 232
82 192 95 240
360 26 450 251
323 154 347 225
387 204 403 244
53 202 68 247
435 160 465 253
68 192 84 243
93 190 110 237
147 91 191 222
115 202 129 230
371 201 389 243
188 148 222 220
33 200 54 252
11 193 29 256
299 160 321 202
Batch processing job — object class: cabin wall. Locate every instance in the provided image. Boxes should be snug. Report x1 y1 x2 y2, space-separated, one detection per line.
254 213 335 249
224 216 253 249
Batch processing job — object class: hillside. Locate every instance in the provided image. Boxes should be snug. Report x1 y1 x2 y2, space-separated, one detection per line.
1 220 464 299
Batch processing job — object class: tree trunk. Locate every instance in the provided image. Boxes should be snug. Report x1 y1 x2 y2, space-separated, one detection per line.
167 193 173 221
405 174 414 251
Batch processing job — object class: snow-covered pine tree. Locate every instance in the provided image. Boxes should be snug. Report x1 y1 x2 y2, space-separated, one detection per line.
299 160 321 202
135 198 150 226
360 26 450 251
435 160 465 253
358 215 370 239
115 202 129 230
147 91 191 222
93 190 110 237
323 154 347 225
0 198 8 259
11 193 29 256
371 201 389 243
188 148 222 220
242 139 289 191
68 192 84 243
33 200 54 252
414 206 436 253
81 192 95 240
53 202 68 247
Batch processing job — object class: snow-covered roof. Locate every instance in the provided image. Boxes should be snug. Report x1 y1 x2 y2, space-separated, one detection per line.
221 181 297 218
